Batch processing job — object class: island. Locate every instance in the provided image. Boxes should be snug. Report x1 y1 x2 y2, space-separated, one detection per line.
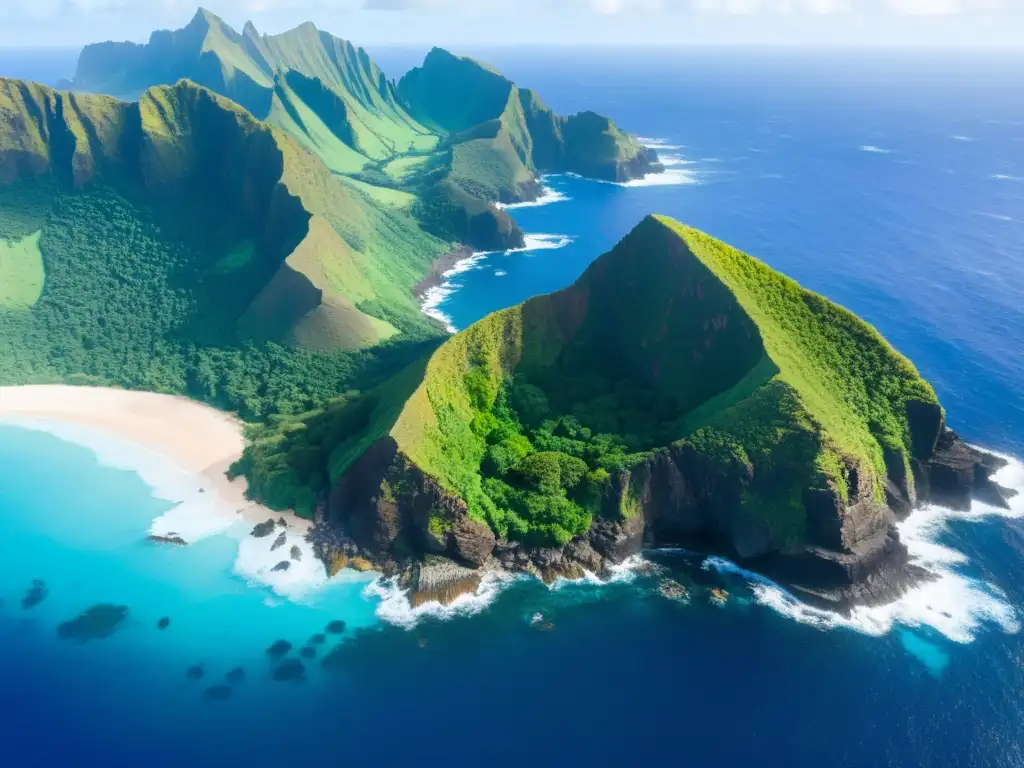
237 215 1015 610
0 9 1010 612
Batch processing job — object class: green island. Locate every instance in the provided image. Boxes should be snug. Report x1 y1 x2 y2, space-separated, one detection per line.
0 8 1010 609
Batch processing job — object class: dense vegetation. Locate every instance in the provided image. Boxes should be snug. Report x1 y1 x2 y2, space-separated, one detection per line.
237 215 941 550
0 184 437 420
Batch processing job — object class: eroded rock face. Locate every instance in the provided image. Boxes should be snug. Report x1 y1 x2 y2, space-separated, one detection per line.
319 427 1014 612
326 438 494 568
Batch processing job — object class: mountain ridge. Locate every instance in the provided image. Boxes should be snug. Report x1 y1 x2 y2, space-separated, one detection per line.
236 214 1013 608
67 7 662 250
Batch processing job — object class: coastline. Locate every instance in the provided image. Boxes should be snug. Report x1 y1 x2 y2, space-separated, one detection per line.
0 385 309 537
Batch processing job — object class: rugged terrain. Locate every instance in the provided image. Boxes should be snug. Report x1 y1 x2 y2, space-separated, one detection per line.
67 8 661 251
239 215 1015 609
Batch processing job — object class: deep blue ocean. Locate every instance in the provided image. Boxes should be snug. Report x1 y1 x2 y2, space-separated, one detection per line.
2 48 1024 767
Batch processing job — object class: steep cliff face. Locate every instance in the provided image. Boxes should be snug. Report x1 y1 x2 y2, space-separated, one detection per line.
0 77 447 350
399 49 663 195
262 213 1014 609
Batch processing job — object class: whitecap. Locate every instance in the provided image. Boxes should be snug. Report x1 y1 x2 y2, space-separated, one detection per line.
705 450 1024 644
638 136 683 150
232 523 337 600
419 251 492 333
860 145 893 154
618 168 699 187
363 571 519 629
493 270 507 277
545 554 647 591
658 153 696 168
952 135 975 142
990 173 1021 181
497 182 570 209
506 233 575 253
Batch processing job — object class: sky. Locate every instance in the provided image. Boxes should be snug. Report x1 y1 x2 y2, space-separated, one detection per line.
0 0 1022 48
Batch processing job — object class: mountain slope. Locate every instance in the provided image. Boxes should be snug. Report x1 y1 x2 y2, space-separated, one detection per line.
238 215 1007 606
0 77 449 417
67 9 661 251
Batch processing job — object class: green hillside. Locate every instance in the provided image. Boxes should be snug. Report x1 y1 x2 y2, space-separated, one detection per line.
241 216 941 556
0 77 448 418
68 10 661 250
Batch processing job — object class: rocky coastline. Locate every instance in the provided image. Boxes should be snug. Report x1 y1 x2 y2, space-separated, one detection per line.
308 422 1016 613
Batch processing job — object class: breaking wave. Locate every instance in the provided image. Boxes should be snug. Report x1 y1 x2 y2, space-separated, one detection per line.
498 182 570 209
705 450 1024 644
860 145 893 154
364 571 520 629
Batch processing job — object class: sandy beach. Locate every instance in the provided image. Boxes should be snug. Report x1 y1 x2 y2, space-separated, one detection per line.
0 385 308 535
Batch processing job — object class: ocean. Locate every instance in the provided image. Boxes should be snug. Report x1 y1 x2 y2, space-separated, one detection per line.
2 48 1024 766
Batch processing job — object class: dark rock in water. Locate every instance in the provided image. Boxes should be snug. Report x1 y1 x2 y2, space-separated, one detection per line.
203 685 231 702
300 646 317 660
265 639 292 659
325 620 346 634
148 534 188 546
277 517 288 528
251 519 276 538
271 561 291 572
186 664 205 681
408 557 482 607
270 531 287 552
21 579 47 609
272 658 305 682
157 617 171 630
308 633 326 646
225 667 246 684
290 545 302 561
57 604 129 642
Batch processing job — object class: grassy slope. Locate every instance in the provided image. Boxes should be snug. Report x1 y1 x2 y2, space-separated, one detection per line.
657 217 939 484
373 215 937 543
0 231 44 307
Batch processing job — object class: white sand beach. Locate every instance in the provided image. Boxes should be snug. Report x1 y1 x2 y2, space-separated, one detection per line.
0 385 309 536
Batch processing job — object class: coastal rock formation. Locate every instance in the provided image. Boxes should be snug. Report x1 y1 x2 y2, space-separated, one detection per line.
254 214 1016 612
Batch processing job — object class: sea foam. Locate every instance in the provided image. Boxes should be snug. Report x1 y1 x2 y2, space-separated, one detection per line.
706 450 1024 644
364 571 520 629
418 236 573 331
497 182 570 209
0 416 239 544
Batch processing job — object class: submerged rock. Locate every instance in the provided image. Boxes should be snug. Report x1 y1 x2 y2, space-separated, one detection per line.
148 534 188 546
270 532 287 552
271 561 291 572
271 658 305 682
186 664 205 681
325 620 347 635
308 633 326 646
225 667 246 685
203 685 232 702
157 617 171 630
266 639 292 659
277 518 288 528
251 519 276 538
21 579 47 609
56 604 129 642
290 545 302 561
300 646 317 660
